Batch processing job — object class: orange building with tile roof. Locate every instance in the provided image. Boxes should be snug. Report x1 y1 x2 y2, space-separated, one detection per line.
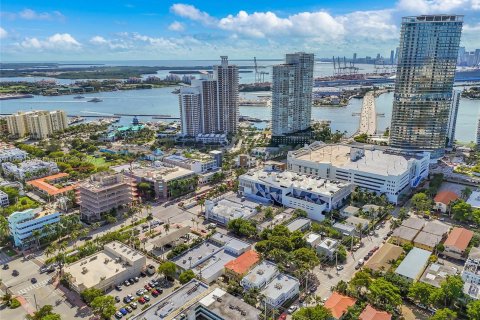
224 250 260 280
434 191 459 213
359 305 392 320
27 173 77 197
443 227 474 260
324 292 357 319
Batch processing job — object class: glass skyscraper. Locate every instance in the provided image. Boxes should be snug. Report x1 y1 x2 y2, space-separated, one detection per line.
389 15 463 159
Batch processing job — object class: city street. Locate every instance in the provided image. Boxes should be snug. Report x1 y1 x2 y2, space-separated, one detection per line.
312 219 392 300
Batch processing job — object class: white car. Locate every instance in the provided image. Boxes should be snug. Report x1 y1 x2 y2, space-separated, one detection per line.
287 305 298 314
336 265 344 271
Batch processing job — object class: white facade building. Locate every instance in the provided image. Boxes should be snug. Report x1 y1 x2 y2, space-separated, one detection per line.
461 247 480 299
0 144 28 163
261 273 300 308
1 160 59 181
0 190 9 207
287 142 430 203
241 261 279 291
6 110 68 139
8 208 60 248
205 194 257 226
271 52 314 136
163 154 217 174
238 169 353 221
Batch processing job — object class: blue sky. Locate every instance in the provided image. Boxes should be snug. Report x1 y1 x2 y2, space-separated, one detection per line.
1 0 479 61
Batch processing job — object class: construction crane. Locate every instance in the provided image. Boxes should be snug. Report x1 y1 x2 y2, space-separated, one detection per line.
253 57 269 83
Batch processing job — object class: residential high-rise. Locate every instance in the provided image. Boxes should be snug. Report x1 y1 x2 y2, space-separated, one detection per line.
476 117 480 150
6 110 68 139
389 15 463 159
271 52 314 145
446 90 461 148
390 50 395 65
179 56 238 138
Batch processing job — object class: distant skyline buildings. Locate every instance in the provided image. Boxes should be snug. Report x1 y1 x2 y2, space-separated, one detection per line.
179 56 239 138
389 15 463 159
457 47 480 67
271 52 314 144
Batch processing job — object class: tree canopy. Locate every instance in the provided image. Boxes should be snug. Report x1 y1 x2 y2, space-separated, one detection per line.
292 305 332 320
158 261 177 279
90 295 116 319
227 218 257 238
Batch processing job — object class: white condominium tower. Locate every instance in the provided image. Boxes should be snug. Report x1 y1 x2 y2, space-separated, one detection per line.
6 110 68 139
179 56 239 137
389 15 463 159
271 52 314 144
446 90 460 148
477 117 480 150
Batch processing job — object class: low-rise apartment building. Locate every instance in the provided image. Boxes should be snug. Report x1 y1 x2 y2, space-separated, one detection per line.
1 160 59 181
64 241 146 293
261 273 300 308
443 227 474 260
0 190 9 207
238 169 353 221
461 247 480 299
112 162 195 200
240 261 279 291
163 153 218 174
77 172 137 222
205 193 258 226
0 143 28 163
8 208 60 248
287 142 430 203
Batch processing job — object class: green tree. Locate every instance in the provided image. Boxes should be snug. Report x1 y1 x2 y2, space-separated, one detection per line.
460 187 473 200
158 261 177 280
451 200 472 221
430 275 464 307
467 300 480 320
90 295 116 319
80 287 103 304
292 305 332 320
292 247 319 270
26 305 61 320
227 218 257 238
430 308 457 320
179 270 195 284
411 193 432 212
408 282 435 306
367 278 402 311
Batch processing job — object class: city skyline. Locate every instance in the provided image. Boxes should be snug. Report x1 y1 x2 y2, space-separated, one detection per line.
1 0 480 61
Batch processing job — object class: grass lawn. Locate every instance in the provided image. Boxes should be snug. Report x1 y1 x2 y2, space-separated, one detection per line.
86 155 109 168
1 196 39 216
4 247 17 257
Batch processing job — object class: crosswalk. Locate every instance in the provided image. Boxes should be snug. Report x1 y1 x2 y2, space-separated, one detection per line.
16 277 52 295
0 254 12 265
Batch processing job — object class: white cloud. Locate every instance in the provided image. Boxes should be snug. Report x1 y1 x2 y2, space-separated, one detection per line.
19 33 81 50
464 23 480 32
168 21 185 31
90 35 108 44
397 0 480 13
0 27 7 39
339 10 398 40
18 9 65 21
170 4 216 25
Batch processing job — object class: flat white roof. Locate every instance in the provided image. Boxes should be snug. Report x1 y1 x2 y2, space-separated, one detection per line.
261 273 299 302
291 143 426 176
467 191 480 209
286 218 311 232
243 261 278 288
242 169 351 196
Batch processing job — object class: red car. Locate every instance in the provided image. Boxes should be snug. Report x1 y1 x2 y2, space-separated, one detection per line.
138 297 146 304
151 290 159 297
278 313 287 320
144 284 151 290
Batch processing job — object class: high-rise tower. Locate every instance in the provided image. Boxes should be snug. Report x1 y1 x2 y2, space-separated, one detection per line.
271 52 314 145
389 15 463 159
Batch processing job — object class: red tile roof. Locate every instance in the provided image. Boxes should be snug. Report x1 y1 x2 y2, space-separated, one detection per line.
27 173 77 196
434 191 459 205
224 250 260 275
324 292 357 319
359 305 392 320
444 227 474 251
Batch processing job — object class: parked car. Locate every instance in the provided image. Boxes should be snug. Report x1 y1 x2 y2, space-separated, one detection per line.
134 277 139 282
336 265 344 271
115 311 123 319
12 270 19 276
278 313 287 320
125 306 133 313
115 296 120 303
2 264 9 270
31 278 37 284
151 289 160 297
140 271 147 277
143 295 151 302
129 278 135 284
130 302 138 310
115 285 122 291
136 289 145 296
124 280 130 286
287 305 298 314
144 284 151 290
138 297 146 304
119 308 128 316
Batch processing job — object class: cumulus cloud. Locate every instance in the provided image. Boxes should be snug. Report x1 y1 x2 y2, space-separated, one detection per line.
19 33 81 50
0 27 7 39
170 4 216 25
18 9 65 21
397 0 480 13
338 10 398 40
168 21 185 31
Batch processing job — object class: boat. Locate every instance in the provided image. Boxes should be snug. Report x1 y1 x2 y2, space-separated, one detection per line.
171 88 180 94
88 98 103 103
73 95 85 99
68 116 85 125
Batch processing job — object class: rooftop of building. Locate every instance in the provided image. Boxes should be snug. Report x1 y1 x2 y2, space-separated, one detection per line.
324 292 357 319
286 218 311 232
392 226 419 242
365 243 404 272
27 173 76 196
467 190 480 209
78 172 132 191
444 227 474 251
342 206 360 215
224 250 260 275
206 194 257 220
64 241 145 290
434 191 459 205
305 233 321 244
261 273 299 302
401 217 425 230
421 220 450 236
290 143 427 176
165 152 214 164
359 304 392 320
318 237 339 251
395 247 431 280
242 261 278 288
414 231 443 248
242 169 351 195
333 222 355 233
172 240 223 270
420 262 459 288
345 216 370 227
132 279 209 320
193 249 237 281
195 287 260 320
112 162 194 182
467 246 480 260
7 207 59 223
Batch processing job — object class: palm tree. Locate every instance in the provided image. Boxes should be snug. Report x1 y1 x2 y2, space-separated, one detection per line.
1 292 12 306
31 229 42 250
0 216 9 241
45 244 57 258
164 223 170 234
71 230 80 248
